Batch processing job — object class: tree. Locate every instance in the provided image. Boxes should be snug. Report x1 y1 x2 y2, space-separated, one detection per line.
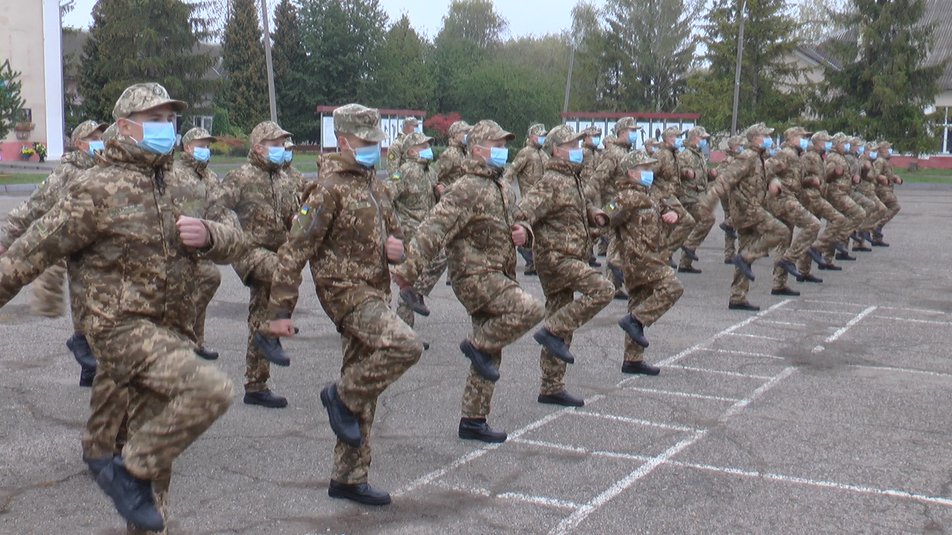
220 0 268 134
794 0 852 41
681 0 805 132
567 1 612 112
78 0 215 125
271 0 312 139
0 60 25 141
376 14 433 111
817 0 945 153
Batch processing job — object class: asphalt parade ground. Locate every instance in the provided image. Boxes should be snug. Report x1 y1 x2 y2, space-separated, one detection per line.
1 184 950 534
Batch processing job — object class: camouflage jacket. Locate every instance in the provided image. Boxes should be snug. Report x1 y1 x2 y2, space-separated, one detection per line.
590 142 629 202
220 150 304 284
824 151 851 198
1 150 98 249
873 158 898 189
394 158 532 313
608 181 669 277
388 158 439 238
503 144 547 195
718 148 769 229
267 154 402 326
653 146 683 201
172 153 237 228
514 159 600 261
579 146 601 201
859 157 879 193
387 133 408 176
437 142 467 187
765 146 803 198
0 137 246 338
676 146 708 204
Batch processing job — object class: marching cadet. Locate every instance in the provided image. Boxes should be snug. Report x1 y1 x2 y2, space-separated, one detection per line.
609 150 684 376
264 104 422 506
822 133 866 264
514 124 614 407
797 131 847 280
716 136 744 264
437 120 472 189
386 116 419 177
871 140 902 246
856 141 889 247
653 126 696 267
393 120 545 444
676 126 716 273
503 123 548 275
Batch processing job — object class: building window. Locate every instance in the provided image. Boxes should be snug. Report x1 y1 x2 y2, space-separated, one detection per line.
18 108 32 123
942 107 951 154
193 115 214 133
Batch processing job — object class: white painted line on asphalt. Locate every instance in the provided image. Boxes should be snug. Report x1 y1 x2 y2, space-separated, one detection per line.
511 437 651 462
869 315 952 327
704 348 786 361
396 300 792 498
758 320 807 327
801 298 869 309
782 308 858 316
668 460 952 508
665 364 773 380
549 367 798 535
725 332 785 341
568 410 699 433
847 364 952 379
812 306 877 353
880 305 949 316
431 479 583 510
623 386 741 403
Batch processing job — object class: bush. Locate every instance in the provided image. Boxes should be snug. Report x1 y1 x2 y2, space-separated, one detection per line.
209 135 248 156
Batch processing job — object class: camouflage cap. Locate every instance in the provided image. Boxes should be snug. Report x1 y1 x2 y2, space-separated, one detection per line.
613 117 640 135
448 120 472 137
727 135 745 148
832 132 850 145
403 116 420 126
810 130 832 143
71 120 108 146
333 103 386 142
544 124 584 148
528 123 547 137
783 126 812 140
582 126 603 137
102 122 119 143
284 139 296 149
662 125 685 139
250 121 292 146
619 150 658 173
686 126 710 139
181 127 216 147
865 141 879 152
850 136 864 145
401 132 434 156
644 137 660 147
468 119 515 146
112 82 187 120
877 140 892 148
745 122 775 139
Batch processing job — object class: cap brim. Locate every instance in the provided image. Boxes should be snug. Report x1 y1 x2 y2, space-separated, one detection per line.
356 127 387 143
193 135 218 142
94 122 109 133
492 131 515 141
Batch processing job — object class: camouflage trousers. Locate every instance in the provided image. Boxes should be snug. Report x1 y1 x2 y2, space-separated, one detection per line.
245 282 274 393
768 194 820 290
624 265 683 363
823 192 866 261
459 276 545 418
192 261 221 347
721 196 737 262
730 211 790 304
853 188 886 237
875 185 901 235
661 196 695 261
333 296 423 484
797 189 847 276
678 201 716 269
396 249 448 327
86 320 233 532
30 260 66 318
67 262 87 334
536 254 614 395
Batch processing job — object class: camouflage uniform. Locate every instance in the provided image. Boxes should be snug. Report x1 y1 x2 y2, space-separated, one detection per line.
503 123 548 196
437 120 471 189
283 139 307 185
1 120 107 319
0 83 244 533
713 136 744 262
653 127 696 261
515 125 614 396
394 120 545 420
765 128 821 291
710 124 791 305
676 127 716 270
609 151 684 365
221 121 303 395
852 141 887 244
873 142 902 238
388 132 448 327
268 104 422 485
579 126 604 206
822 133 866 261
590 119 639 289
386 116 419 177
797 132 848 277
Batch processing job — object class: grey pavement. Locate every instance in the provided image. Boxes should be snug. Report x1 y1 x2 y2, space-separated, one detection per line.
0 185 950 534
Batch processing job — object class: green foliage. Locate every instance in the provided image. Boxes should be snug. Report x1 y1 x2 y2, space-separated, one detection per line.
220 0 268 133
0 59 25 141
78 0 215 124
817 0 945 153
271 0 312 140
376 15 433 111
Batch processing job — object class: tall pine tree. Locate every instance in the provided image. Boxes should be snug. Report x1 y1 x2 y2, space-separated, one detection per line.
221 0 268 134
271 0 313 139
78 0 214 124
376 15 432 111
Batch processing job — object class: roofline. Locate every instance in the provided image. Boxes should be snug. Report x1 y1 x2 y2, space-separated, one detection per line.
562 111 702 120
315 105 427 116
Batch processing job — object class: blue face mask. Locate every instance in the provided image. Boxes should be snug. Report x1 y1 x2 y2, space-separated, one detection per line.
192 147 211 163
843 143 851 152
354 143 381 168
737 144 745 154
267 146 286 165
418 148 434 161
699 139 709 150
799 138 809 151
640 170 654 188
463 133 469 146
487 146 509 168
673 138 684 149
857 146 865 155
628 131 639 145
132 121 176 155
824 141 833 151
536 136 546 146
761 137 774 149
768 148 778 157
592 136 601 146
568 148 584 164
284 150 293 163
870 151 878 160
87 140 105 156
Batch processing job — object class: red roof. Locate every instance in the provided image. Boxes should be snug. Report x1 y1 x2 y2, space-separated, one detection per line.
315 105 427 117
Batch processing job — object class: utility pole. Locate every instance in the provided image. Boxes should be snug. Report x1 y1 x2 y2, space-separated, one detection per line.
260 0 277 122
730 0 748 136
562 46 576 114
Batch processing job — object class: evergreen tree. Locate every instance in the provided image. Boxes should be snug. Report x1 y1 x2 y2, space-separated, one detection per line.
0 60 25 141
221 0 268 134
271 0 312 139
376 15 432 111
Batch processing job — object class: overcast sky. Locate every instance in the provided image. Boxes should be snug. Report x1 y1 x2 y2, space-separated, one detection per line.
62 0 579 39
